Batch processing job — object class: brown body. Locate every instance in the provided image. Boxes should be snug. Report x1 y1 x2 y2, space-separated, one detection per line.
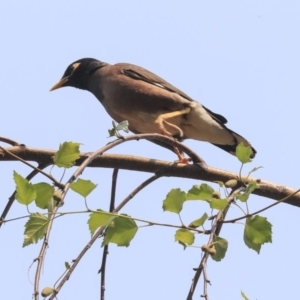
50 58 256 158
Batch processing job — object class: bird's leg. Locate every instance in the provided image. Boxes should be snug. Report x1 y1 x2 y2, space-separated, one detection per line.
155 107 191 163
155 107 190 136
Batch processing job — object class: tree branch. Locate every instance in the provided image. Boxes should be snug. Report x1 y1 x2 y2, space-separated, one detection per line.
1 145 299 208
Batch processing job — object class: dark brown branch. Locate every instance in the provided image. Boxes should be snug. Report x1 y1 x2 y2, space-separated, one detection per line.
0 136 22 146
1 145 299 208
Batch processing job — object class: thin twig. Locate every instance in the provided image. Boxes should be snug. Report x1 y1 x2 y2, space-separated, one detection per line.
0 146 64 189
186 187 244 300
0 162 51 228
222 188 300 224
34 204 60 300
67 133 206 189
201 262 210 300
48 170 165 299
99 169 119 300
0 136 21 146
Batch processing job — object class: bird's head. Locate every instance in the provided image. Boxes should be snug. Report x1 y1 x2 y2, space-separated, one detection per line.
50 58 107 91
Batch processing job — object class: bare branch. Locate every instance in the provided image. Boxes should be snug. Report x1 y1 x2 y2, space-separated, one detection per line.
99 169 119 300
0 136 22 146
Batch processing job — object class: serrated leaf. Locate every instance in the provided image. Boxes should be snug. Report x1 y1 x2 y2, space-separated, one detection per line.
14 171 36 205
241 291 250 300
175 229 195 248
189 213 208 228
102 215 138 247
210 236 228 261
244 216 272 253
210 198 228 210
70 178 97 197
23 213 49 247
236 143 253 163
186 183 214 200
162 188 186 213
236 181 259 202
53 142 80 168
88 211 116 236
34 183 54 209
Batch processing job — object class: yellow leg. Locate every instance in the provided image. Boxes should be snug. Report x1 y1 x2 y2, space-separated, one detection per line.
154 107 191 164
155 107 190 137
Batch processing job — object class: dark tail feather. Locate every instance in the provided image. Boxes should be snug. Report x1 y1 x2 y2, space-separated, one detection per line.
212 141 256 159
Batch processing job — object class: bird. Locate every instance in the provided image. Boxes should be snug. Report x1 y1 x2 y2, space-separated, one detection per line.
50 58 256 161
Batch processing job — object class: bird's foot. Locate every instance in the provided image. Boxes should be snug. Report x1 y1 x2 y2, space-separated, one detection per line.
173 146 191 164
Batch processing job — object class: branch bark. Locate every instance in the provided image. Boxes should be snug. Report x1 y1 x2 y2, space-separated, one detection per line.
0 145 299 208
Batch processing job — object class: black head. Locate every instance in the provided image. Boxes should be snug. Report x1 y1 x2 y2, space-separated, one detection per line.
50 58 107 91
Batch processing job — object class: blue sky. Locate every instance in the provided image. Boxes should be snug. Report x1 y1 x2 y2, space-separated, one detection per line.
1 1 300 299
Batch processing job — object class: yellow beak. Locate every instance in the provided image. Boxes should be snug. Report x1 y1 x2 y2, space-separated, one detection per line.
49 76 69 91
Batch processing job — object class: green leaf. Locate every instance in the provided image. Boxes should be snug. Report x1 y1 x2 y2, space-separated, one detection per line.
34 183 54 209
210 236 228 262
244 216 272 253
88 211 116 236
175 229 195 248
14 171 36 205
210 198 228 210
214 181 224 187
186 183 214 200
236 142 253 163
23 213 49 247
162 188 186 213
102 215 138 247
189 213 208 228
65 262 71 269
53 141 80 168
108 120 129 137
236 181 259 202
241 291 250 300
70 179 97 197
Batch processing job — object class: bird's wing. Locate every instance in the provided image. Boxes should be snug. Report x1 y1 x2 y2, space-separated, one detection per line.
119 64 227 125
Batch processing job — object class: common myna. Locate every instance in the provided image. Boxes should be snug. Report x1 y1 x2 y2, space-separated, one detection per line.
50 58 256 161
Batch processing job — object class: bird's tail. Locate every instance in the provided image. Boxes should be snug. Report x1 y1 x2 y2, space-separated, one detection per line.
212 129 256 158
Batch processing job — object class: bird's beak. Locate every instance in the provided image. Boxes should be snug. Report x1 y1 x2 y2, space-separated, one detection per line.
49 76 69 91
